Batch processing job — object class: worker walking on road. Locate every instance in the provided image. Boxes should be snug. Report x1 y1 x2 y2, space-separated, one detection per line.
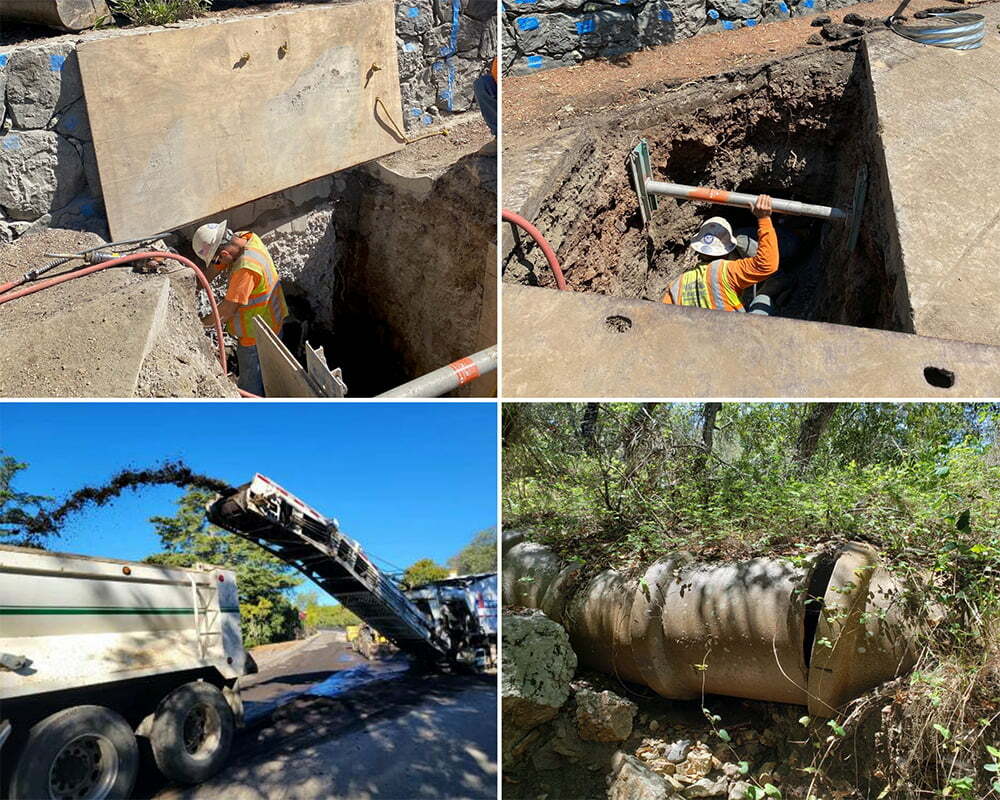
191 221 287 396
662 195 781 313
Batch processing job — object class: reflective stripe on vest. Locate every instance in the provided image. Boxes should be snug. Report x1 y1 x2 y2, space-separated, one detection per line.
671 261 744 312
227 234 288 341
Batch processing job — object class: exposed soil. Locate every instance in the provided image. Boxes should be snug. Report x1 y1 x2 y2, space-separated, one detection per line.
14 461 231 540
505 46 891 325
502 0 945 137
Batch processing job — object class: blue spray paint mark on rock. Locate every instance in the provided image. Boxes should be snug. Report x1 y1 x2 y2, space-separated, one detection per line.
406 6 420 16
722 19 735 27
778 1 789 11
526 55 544 68
802 0 814 7
0 54 8 68
575 17 595 33
516 15 540 30
707 8 719 18
409 107 423 117
432 60 444 71
659 8 674 20
446 62 456 111
745 17 758 24
2 134 21 151
513 0 535 4
404 42 420 52
422 113 433 125
49 54 67 71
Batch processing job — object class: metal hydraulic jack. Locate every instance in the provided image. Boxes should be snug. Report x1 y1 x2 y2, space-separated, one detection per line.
627 138 867 251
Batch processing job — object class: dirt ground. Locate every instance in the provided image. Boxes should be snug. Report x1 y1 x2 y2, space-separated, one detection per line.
502 0 946 137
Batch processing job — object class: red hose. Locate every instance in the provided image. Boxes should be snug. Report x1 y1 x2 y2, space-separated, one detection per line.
0 251 229 376
502 208 567 291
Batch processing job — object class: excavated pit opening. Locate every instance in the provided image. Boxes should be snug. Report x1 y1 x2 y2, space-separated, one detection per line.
505 47 908 334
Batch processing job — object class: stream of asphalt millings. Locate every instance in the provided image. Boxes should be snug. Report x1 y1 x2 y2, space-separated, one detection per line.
17 460 233 539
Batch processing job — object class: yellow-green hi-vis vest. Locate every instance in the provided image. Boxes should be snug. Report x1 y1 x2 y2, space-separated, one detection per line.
228 233 288 344
670 261 745 312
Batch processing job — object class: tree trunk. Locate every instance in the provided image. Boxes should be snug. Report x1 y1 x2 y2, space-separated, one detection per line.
580 403 601 454
795 403 839 470
694 403 722 474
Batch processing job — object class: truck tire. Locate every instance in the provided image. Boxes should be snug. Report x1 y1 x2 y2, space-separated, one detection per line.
150 681 234 784
9 705 138 800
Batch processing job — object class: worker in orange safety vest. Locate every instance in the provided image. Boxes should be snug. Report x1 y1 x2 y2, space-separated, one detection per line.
191 221 288 396
661 195 783 313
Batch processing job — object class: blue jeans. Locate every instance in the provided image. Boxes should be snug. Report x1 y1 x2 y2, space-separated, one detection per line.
473 74 497 137
237 343 265 396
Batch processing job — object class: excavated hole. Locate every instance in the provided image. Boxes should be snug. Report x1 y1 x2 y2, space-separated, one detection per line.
506 48 906 334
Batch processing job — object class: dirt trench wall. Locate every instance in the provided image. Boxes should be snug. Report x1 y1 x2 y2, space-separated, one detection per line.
502 0 870 74
0 2 495 244
331 152 497 396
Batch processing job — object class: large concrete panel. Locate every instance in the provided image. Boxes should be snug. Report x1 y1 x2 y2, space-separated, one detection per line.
865 15 1000 348
78 2 405 240
503 284 1000 397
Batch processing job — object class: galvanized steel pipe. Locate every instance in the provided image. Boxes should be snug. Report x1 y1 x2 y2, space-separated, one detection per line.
644 181 849 222
376 346 497 398
502 533 920 716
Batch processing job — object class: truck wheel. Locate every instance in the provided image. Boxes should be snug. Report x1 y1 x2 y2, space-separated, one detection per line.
150 682 234 784
9 705 138 800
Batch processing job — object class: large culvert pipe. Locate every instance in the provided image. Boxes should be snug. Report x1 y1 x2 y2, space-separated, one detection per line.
0 0 109 31
502 533 920 717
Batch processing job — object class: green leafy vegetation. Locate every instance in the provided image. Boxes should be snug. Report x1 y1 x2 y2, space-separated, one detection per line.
145 487 302 647
402 557 449 588
503 403 1000 800
110 0 210 25
294 590 361 633
0 453 51 548
448 527 497 573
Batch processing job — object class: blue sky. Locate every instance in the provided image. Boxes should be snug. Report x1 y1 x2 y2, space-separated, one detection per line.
0 402 497 602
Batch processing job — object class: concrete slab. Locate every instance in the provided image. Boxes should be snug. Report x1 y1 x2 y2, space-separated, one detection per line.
78 1 405 240
866 14 1000 348
503 285 1000 397
0 278 170 398
501 128 589 257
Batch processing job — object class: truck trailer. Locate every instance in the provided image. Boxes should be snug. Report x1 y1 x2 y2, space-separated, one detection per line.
0 546 249 799
0 473 496 799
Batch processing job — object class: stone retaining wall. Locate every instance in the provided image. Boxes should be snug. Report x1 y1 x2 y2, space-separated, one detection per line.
502 0 862 74
0 2 495 244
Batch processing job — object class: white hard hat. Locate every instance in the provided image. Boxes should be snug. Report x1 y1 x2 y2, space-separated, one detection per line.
192 220 229 266
690 216 736 257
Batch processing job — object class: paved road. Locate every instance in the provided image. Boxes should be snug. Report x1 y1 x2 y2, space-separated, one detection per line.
144 632 497 800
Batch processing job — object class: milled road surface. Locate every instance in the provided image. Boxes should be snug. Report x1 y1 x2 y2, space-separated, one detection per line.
146 631 497 800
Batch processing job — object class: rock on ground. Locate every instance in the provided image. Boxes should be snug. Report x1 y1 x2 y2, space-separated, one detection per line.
575 688 637 742
502 610 577 766
608 754 679 800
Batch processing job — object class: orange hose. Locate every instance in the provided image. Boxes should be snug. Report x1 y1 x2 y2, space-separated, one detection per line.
502 208 567 291
0 251 229 377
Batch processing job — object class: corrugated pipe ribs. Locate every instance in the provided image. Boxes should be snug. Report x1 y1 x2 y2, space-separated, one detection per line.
502 532 924 717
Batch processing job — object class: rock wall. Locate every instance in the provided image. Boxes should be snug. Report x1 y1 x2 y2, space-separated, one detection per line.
502 0 864 74
0 2 495 243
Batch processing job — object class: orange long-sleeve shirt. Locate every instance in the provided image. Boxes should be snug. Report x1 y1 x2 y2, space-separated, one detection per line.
662 216 779 309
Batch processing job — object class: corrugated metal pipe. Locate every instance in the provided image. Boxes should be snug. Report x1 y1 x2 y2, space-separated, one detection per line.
502 531 923 717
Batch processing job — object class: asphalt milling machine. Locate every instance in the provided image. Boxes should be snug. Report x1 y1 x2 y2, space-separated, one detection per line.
207 474 496 672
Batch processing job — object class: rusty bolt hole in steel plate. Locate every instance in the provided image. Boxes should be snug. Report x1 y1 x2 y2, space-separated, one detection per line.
923 366 955 389
605 315 633 333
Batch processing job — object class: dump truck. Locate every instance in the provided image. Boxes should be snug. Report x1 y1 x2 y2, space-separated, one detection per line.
0 474 495 798
0 546 250 800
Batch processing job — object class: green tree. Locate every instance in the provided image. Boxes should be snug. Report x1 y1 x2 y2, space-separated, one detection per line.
448 528 497 574
145 487 303 647
0 453 52 548
403 557 449 588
